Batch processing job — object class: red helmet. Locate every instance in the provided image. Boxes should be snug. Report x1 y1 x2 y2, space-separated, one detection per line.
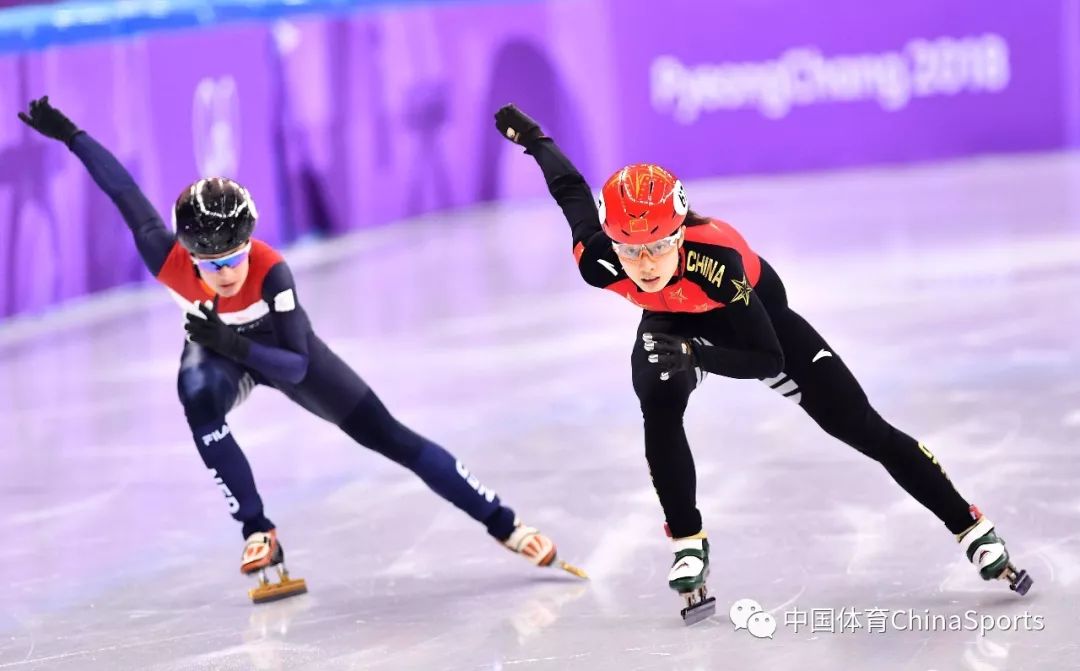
598 163 688 244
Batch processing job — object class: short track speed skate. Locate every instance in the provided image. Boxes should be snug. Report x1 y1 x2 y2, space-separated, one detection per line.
960 507 1033 596
242 530 308 604
668 531 715 625
502 520 588 579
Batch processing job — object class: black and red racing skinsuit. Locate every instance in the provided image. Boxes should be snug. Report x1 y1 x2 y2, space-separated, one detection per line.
527 137 974 539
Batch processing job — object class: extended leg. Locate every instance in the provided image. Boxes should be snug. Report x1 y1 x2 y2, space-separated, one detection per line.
279 340 584 577
766 306 1030 593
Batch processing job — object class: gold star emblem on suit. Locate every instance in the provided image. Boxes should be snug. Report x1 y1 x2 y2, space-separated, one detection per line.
666 287 688 304
730 276 752 306
692 303 711 312
624 292 647 308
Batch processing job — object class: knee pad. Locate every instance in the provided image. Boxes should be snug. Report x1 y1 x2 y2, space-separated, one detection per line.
178 365 236 425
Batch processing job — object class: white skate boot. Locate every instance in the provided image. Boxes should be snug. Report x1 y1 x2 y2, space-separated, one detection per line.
502 520 588 579
242 529 308 604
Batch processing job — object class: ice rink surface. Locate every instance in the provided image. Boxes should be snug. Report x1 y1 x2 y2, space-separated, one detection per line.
2 152 1079 670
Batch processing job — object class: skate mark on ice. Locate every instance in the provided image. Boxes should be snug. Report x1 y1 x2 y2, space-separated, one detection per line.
0 626 238 668
20 640 33 664
836 505 888 576
3 487 124 526
765 583 807 616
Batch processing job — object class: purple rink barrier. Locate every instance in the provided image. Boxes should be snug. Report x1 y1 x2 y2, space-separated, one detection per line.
0 0 1077 320
624 0 1074 176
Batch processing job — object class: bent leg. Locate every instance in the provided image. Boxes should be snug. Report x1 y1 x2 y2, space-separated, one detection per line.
178 342 273 538
634 312 702 538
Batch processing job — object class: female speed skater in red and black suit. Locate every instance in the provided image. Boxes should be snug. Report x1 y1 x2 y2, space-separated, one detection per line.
17 96 586 604
493 104 1030 623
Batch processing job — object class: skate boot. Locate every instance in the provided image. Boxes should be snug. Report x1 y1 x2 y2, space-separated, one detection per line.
242 529 309 604
502 519 588 579
958 506 1032 595
667 529 716 625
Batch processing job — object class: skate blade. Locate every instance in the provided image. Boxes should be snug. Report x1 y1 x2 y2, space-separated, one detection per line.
557 560 589 580
1005 565 1033 596
680 596 716 626
249 577 308 604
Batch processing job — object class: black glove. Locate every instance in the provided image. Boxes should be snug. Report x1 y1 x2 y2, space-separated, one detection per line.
642 332 696 381
494 103 545 147
184 301 250 360
18 96 84 147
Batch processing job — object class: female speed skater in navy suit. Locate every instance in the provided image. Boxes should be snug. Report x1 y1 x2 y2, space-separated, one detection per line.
18 96 586 603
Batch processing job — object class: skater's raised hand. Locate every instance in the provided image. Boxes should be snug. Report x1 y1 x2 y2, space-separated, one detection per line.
642 332 696 381
185 301 250 361
495 104 545 147
18 96 83 147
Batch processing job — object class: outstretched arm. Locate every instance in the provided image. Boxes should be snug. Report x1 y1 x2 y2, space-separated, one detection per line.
19 96 174 275
525 138 602 248
69 134 175 274
494 104 622 288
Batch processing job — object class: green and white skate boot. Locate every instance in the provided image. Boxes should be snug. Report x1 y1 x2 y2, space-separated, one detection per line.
958 506 1032 595
667 531 715 624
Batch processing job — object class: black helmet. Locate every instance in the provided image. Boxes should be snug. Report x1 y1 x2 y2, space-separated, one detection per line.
172 177 258 255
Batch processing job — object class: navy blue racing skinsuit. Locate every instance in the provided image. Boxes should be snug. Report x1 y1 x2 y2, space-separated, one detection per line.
71 133 518 541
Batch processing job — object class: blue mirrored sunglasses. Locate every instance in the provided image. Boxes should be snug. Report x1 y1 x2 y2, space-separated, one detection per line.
191 242 251 274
